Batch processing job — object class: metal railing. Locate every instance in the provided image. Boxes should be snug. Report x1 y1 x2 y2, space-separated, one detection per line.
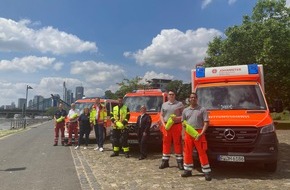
10 118 51 130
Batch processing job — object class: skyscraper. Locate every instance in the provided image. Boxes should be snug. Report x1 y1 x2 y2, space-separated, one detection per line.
75 86 84 100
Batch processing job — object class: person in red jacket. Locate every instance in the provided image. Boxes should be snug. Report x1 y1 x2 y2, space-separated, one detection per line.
181 92 212 181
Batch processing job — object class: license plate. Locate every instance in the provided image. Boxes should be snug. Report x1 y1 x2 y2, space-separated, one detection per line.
128 140 139 144
218 155 245 162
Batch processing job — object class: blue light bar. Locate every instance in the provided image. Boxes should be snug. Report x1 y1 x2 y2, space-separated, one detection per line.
196 67 205 78
248 64 258 74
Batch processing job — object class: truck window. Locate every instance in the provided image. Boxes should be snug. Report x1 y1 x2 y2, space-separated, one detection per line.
196 84 267 110
75 102 94 114
123 96 163 112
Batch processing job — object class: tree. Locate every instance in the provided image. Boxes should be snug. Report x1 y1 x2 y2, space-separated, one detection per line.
205 0 290 108
114 77 143 97
104 90 117 99
166 80 191 102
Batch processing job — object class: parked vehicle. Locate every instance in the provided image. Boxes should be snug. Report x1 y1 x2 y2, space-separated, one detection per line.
191 64 279 172
123 89 168 146
64 98 118 141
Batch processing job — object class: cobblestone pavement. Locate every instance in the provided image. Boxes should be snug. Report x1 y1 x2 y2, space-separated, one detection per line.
72 130 290 190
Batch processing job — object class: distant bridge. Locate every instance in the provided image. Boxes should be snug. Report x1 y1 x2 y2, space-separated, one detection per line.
0 108 46 118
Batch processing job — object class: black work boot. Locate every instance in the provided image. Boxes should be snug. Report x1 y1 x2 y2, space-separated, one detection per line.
110 152 119 157
177 160 184 170
181 170 192 177
204 172 212 181
159 160 169 169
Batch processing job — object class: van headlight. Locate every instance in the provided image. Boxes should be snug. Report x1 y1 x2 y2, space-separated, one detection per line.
150 122 160 132
260 123 275 134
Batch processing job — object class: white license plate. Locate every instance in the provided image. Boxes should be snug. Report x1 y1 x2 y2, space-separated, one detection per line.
218 155 245 162
128 140 139 144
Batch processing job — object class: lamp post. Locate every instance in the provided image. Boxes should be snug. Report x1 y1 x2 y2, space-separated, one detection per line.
24 85 33 127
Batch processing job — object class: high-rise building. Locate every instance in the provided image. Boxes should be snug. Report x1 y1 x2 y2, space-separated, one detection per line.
18 98 26 109
75 86 84 100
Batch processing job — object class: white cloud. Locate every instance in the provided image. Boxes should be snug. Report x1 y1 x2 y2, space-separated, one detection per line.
202 0 212 9
71 60 126 84
0 56 56 73
286 0 290 7
139 71 174 84
125 28 222 70
0 17 97 55
53 62 64 71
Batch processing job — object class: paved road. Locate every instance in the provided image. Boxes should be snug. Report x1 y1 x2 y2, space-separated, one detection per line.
0 121 81 190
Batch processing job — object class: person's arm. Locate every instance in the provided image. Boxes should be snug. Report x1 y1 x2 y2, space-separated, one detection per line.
144 115 152 135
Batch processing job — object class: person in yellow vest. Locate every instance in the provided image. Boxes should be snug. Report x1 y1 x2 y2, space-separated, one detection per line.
90 97 107 152
110 96 130 158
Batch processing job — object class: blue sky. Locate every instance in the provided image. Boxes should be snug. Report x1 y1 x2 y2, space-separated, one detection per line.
0 0 289 107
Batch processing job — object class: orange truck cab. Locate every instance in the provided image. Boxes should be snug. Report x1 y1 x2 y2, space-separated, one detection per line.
123 89 168 146
192 64 278 172
65 97 118 140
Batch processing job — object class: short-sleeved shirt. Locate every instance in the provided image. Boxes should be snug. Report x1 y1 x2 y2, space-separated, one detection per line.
78 113 91 130
54 109 67 120
68 109 78 122
182 105 209 129
161 100 184 122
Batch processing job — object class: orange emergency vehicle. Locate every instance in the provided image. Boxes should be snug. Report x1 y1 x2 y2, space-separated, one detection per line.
65 97 118 140
123 89 167 146
192 64 278 172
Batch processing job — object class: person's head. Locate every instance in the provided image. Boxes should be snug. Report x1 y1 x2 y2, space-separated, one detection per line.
95 97 100 105
168 90 176 102
71 103 75 109
83 107 89 114
140 105 146 114
58 103 63 110
117 96 123 106
189 92 198 106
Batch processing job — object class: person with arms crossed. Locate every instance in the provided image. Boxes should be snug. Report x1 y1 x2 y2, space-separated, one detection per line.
181 92 212 181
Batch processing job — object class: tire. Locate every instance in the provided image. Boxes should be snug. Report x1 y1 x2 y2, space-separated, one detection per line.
264 161 277 172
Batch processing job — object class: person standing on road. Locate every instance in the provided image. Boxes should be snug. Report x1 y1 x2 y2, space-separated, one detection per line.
110 96 130 158
75 107 91 150
159 90 184 170
181 92 212 181
53 103 67 146
136 105 152 160
90 97 107 152
66 103 79 146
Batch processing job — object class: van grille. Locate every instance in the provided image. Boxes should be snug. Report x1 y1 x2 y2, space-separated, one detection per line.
206 127 258 153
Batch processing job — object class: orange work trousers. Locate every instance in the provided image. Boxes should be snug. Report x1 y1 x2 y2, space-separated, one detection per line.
183 130 209 166
162 123 182 155
54 122 65 144
68 122 78 144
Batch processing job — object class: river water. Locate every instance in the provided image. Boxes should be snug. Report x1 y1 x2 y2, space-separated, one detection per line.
0 118 13 130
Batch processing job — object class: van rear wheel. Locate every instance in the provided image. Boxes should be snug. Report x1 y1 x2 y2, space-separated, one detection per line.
264 161 277 172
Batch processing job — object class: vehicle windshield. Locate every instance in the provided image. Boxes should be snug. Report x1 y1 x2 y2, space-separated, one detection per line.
75 102 94 114
123 96 163 112
196 84 267 110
